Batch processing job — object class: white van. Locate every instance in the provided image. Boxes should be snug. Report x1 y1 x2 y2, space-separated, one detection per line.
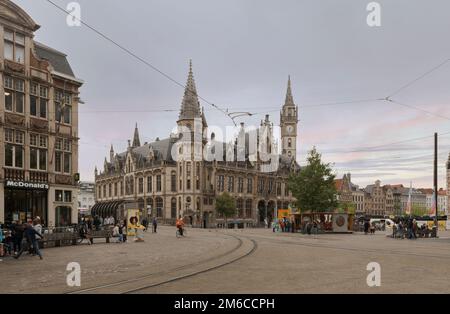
369 218 395 236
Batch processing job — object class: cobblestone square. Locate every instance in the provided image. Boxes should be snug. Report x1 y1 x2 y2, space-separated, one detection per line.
1 226 450 294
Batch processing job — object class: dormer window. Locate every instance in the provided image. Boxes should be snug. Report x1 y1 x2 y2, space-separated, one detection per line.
4 29 25 63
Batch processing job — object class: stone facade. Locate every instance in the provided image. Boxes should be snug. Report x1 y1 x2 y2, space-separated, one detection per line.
0 1 83 227
94 63 299 227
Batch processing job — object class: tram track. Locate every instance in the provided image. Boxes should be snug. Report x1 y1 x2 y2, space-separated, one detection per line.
247 232 450 260
67 233 257 294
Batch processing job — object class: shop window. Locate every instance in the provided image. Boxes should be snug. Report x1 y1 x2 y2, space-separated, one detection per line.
55 190 63 202
55 206 71 227
64 191 72 202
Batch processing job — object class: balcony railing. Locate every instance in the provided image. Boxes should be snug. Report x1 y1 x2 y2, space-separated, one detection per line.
29 171 49 183
4 168 25 181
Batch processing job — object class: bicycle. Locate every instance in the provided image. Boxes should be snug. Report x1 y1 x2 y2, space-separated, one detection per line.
176 227 186 238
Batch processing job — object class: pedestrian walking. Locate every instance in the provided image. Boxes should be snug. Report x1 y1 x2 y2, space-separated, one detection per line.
152 217 158 233
121 224 128 243
142 218 148 231
12 221 24 254
14 223 43 260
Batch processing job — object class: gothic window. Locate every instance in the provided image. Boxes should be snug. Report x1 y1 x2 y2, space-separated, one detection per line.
237 198 244 217
228 176 234 193
217 175 225 192
171 171 177 192
156 197 163 218
171 198 177 219
247 178 253 194
156 175 162 191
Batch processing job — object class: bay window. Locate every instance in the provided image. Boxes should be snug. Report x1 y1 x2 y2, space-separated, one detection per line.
4 29 25 63
4 129 24 168
4 76 24 114
30 83 48 119
30 133 47 171
55 137 71 174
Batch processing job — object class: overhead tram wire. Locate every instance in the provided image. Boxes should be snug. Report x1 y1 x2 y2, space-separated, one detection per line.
387 58 450 98
44 0 241 125
45 0 450 124
320 131 450 155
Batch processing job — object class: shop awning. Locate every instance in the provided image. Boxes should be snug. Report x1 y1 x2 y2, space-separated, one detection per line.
91 200 124 218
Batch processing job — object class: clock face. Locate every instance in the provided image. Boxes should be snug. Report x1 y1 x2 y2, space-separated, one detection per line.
287 125 294 134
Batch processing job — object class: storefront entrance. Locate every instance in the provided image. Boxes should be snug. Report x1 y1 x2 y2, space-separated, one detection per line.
4 188 48 224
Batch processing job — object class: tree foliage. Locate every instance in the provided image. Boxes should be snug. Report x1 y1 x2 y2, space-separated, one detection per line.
216 192 236 219
288 147 337 213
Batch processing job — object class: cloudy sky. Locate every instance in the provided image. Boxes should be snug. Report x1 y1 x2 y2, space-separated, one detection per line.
14 0 450 188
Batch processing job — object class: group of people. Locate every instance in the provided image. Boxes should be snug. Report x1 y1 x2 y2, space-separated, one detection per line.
0 217 44 260
271 218 296 233
392 218 436 239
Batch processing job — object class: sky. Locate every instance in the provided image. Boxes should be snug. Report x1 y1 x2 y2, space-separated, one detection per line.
13 0 450 188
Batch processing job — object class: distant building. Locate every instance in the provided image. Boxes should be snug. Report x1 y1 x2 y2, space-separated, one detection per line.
364 180 393 217
447 153 450 216
93 63 299 227
78 181 95 215
335 173 364 215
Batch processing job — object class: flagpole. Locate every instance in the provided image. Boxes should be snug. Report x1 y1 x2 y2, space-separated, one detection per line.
434 132 438 236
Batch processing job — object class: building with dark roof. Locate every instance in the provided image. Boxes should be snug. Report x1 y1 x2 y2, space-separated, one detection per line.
0 1 83 227
94 61 299 227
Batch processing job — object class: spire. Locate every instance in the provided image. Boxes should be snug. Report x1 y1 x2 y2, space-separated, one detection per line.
179 60 201 120
110 144 114 162
132 123 141 148
284 75 295 107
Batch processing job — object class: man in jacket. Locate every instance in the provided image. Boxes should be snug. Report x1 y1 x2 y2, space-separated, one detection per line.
14 223 43 260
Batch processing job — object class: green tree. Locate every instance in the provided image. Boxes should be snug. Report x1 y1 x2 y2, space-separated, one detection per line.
338 201 356 214
215 192 236 227
288 147 337 214
411 204 427 217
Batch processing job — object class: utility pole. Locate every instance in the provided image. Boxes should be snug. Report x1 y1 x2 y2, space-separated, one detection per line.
434 132 438 237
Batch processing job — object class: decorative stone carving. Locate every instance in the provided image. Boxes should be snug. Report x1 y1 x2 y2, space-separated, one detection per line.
55 174 73 185
5 113 25 127
4 60 25 74
30 118 48 131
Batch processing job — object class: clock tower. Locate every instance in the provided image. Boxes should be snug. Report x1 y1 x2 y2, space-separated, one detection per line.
280 76 298 160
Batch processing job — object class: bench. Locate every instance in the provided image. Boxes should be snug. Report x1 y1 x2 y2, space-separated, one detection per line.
41 232 78 248
84 229 112 244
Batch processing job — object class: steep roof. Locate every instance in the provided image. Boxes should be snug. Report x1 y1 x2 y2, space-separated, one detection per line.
284 75 295 108
34 42 75 77
178 60 201 121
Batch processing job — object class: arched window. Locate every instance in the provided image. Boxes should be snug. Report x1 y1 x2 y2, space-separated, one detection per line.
156 197 163 218
288 138 292 148
171 171 177 192
171 198 177 219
